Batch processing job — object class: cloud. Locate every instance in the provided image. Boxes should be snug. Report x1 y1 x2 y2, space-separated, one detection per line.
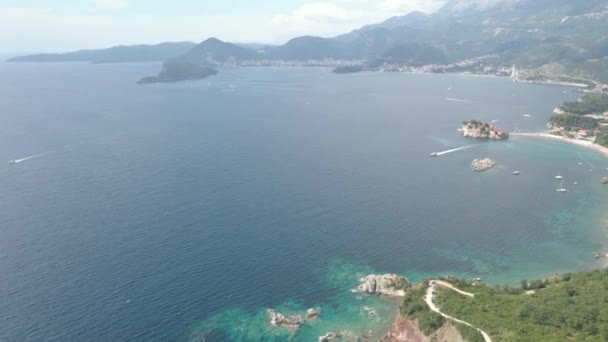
0 0 447 52
270 0 446 41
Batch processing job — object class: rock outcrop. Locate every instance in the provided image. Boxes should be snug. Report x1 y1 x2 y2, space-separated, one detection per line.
306 308 320 320
356 274 408 297
471 158 496 172
459 120 509 140
268 309 303 330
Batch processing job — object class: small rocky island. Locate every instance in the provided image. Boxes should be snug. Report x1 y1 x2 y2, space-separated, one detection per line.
471 158 496 172
356 274 409 297
459 120 510 140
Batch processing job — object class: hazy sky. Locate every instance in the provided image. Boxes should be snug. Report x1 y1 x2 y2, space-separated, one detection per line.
0 0 446 52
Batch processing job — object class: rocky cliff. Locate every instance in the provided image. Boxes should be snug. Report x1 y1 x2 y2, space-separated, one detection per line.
356 274 409 297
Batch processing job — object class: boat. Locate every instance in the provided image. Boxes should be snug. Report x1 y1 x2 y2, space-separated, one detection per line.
556 179 567 192
513 171 520 175
429 152 438 157
523 114 532 118
555 174 563 179
8 160 16 165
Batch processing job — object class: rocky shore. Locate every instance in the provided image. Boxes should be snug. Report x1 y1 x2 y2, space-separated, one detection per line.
471 158 496 172
356 274 409 297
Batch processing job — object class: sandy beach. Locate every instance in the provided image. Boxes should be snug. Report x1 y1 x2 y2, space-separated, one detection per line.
511 132 608 158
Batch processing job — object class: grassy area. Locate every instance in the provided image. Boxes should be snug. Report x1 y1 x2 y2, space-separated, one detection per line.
400 281 446 336
549 113 598 130
433 270 608 341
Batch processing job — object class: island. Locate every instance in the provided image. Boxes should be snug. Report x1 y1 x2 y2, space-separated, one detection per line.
471 158 496 172
138 59 217 84
459 120 510 140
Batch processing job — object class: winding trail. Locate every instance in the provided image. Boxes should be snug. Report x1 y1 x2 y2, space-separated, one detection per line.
425 280 492 342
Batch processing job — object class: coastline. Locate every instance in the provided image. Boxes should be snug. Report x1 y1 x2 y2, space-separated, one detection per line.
511 132 608 158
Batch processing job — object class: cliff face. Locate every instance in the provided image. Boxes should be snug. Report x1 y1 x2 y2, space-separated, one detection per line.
459 120 510 140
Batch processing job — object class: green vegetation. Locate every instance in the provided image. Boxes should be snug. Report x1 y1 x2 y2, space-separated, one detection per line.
560 94 608 115
595 126 608 147
433 270 608 341
138 59 218 84
454 322 486 342
549 113 598 130
399 281 446 336
332 65 364 74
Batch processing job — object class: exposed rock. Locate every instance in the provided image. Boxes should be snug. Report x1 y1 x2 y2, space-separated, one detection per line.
306 308 320 320
471 158 496 172
319 332 337 342
268 309 302 330
357 274 408 297
382 316 427 342
602 177 608 184
434 322 465 342
459 120 509 140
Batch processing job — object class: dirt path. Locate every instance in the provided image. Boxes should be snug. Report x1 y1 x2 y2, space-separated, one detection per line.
425 280 492 342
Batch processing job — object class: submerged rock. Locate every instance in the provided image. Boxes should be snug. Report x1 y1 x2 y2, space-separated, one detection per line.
318 330 357 342
356 274 408 297
471 158 496 172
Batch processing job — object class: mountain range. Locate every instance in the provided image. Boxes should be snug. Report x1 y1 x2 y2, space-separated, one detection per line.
9 0 608 83
8 42 196 64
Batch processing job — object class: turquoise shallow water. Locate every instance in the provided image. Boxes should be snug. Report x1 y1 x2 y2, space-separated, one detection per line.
0 63 607 340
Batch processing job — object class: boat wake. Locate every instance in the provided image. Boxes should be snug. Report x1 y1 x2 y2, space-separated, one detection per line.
576 152 595 169
445 97 476 104
434 144 477 156
9 151 54 165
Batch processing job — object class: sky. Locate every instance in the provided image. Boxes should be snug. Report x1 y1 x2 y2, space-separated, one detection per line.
0 0 447 53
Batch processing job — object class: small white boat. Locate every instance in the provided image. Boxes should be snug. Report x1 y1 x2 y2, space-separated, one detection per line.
8 160 16 165
513 171 520 175
429 152 438 157
523 114 532 118
555 174 563 179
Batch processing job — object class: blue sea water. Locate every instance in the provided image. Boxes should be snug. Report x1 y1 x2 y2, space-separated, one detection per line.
1 63 607 341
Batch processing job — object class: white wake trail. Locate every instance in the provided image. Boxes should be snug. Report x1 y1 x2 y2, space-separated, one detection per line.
12 151 54 164
445 97 476 103
436 145 477 156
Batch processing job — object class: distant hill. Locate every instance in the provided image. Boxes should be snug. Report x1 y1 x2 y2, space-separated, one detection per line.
8 42 196 63
177 38 260 64
139 0 608 83
137 38 259 83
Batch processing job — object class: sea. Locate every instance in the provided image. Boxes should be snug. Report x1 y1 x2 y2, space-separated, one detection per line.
1 63 607 341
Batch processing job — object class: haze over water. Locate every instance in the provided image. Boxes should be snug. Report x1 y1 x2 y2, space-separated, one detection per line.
1 63 607 340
